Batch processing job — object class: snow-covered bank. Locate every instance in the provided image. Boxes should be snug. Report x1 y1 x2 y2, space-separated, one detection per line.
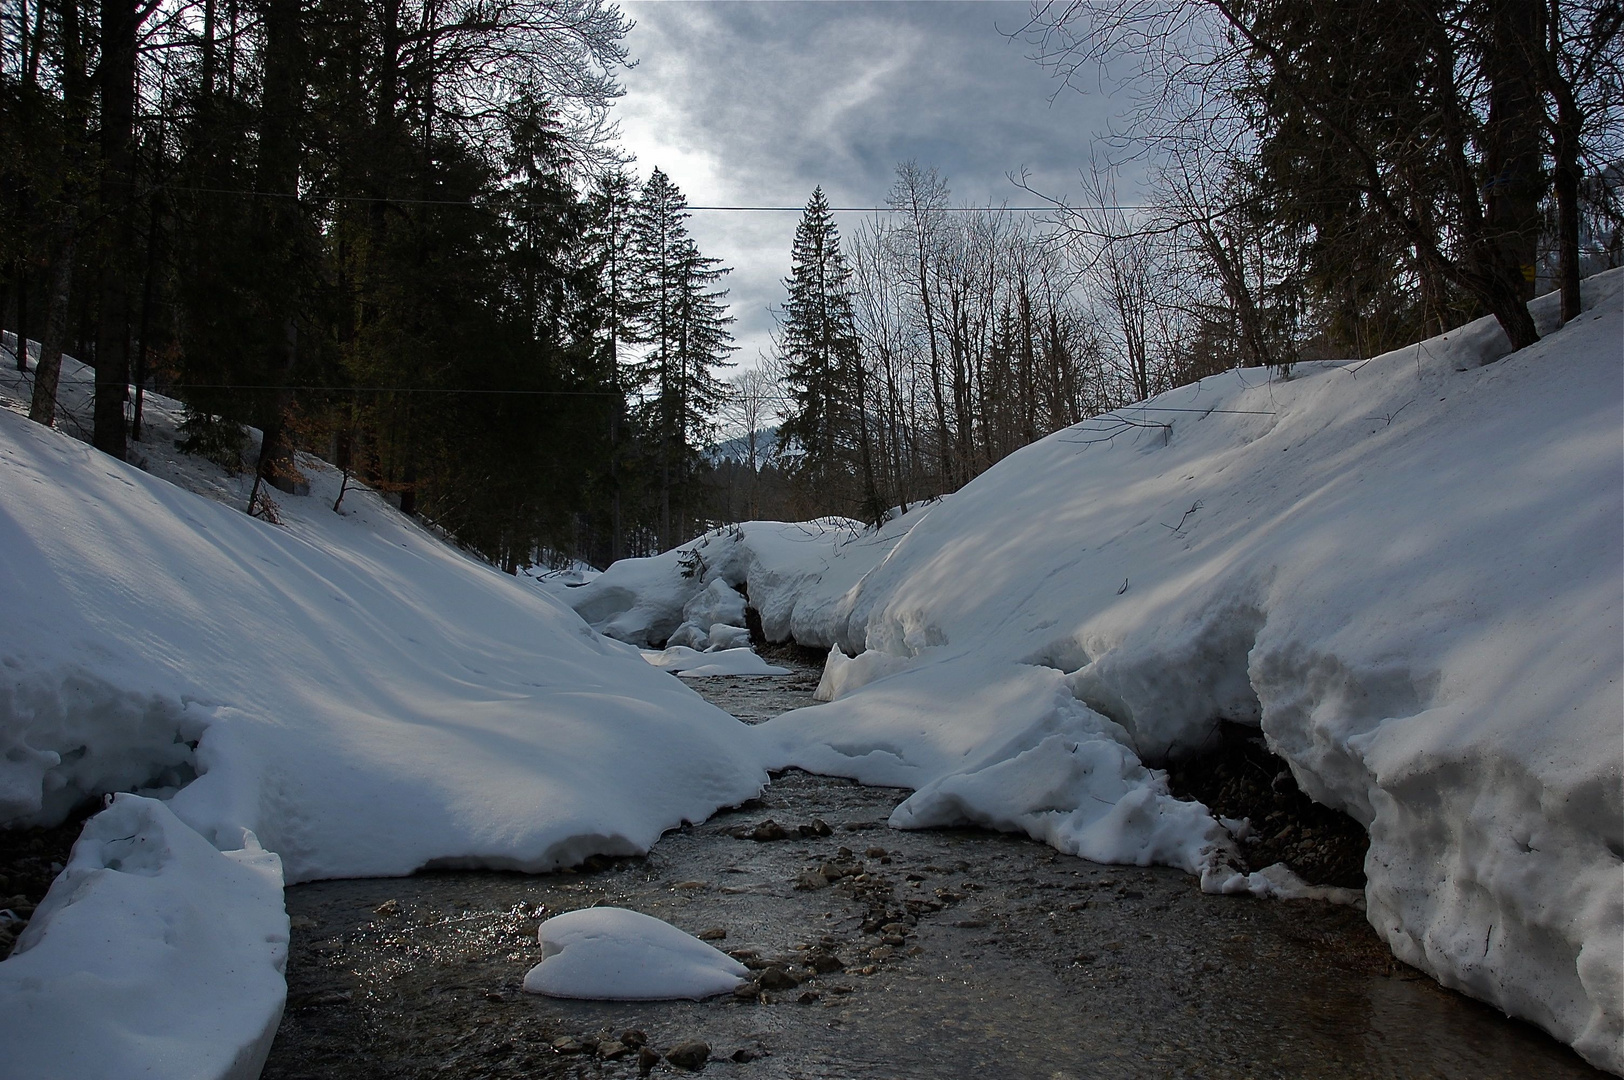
0 360 770 1077
577 275 1622 1069
0 795 288 1079
0 405 768 879
757 273 1623 1071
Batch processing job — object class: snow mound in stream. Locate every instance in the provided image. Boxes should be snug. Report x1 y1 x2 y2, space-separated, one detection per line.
522 906 747 1000
755 271 1623 1072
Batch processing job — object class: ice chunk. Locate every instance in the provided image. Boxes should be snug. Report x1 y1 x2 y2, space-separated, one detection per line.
522 907 747 1000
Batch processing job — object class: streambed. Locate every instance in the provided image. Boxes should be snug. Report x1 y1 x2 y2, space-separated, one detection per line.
261 660 1600 1079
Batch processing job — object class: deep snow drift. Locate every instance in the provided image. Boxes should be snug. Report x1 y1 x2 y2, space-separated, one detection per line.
522 907 748 1000
570 275 1624 1071
0 355 769 1078
0 795 287 1079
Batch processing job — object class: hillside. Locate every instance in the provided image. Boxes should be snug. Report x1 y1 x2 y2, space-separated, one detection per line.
0 360 768 1077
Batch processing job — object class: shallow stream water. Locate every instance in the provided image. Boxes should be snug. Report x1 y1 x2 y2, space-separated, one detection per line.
262 661 1601 1079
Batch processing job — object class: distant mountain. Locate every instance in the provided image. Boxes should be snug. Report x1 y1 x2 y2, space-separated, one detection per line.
705 427 784 466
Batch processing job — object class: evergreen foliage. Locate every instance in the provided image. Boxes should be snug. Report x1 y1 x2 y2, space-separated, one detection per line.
625 168 734 549
775 187 871 515
0 0 745 570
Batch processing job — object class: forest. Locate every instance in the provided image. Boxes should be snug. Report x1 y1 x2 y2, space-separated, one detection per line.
1 0 1619 567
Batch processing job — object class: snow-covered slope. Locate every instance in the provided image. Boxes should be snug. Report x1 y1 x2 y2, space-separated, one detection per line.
0 362 769 1077
756 272 1623 1071
0 408 768 880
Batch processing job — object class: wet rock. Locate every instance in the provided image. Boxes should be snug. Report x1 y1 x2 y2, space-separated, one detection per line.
372 899 400 917
551 1036 588 1054
797 990 821 1004
697 926 727 941
732 981 760 1000
599 1040 630 1060
758 965 800 990
745 820 787 842
881 934 907 947
730 1047 761 1062
665 1040 710 1070
620 1029 648 1048
638 1045 662 1073
797 819 832 837
793 870 829 891
808 949 845 973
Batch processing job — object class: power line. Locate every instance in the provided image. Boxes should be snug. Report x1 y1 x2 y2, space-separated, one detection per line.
158 382 622 396
156 184 1147 212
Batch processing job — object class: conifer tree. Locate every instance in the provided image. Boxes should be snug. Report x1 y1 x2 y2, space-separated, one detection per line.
627 168 734 548
776 186 868 510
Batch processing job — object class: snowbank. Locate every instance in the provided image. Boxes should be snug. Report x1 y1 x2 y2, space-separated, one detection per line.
0 360 770 1075
564 504 941 650
756 272 1623 1071
522 906 747 1000
0 405 768 880
0 795 288 1080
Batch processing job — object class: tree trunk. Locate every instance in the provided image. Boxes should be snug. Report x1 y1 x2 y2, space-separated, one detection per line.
92 0 139 460
1481 0 1548 305
29 219 77 427
14 266 28 372
1546 1 1584 324
249 0 305 497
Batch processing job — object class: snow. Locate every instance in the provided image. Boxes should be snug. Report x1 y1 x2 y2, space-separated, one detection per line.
0 270 1618 1073
564 505 942 651
640 646 790 678
0 350 769 1077
755 272 1624 1072
0 794 288 1080
522 906 747 1000
0 402 769 880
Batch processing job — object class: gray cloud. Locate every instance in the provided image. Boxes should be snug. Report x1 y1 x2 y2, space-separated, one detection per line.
614 1 1129 366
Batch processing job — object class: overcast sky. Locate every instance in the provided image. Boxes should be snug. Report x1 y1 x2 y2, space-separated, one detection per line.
612 0 1131 369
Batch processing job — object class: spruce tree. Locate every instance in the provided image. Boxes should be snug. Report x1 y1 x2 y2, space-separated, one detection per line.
776 186 865 507
627 168 734 548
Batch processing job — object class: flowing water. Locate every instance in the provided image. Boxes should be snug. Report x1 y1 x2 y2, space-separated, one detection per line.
261 660 1602 1079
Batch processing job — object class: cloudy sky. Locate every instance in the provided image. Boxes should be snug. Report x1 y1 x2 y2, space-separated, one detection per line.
611 1 1132 367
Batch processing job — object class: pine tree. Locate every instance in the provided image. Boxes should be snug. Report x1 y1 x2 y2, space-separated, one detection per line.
627 168 734 548
776 186 867 509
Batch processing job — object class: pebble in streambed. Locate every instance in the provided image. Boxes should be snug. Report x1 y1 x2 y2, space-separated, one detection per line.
260 662 1604 1080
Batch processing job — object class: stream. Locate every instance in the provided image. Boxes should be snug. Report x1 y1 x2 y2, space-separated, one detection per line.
261 659 1601 1079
